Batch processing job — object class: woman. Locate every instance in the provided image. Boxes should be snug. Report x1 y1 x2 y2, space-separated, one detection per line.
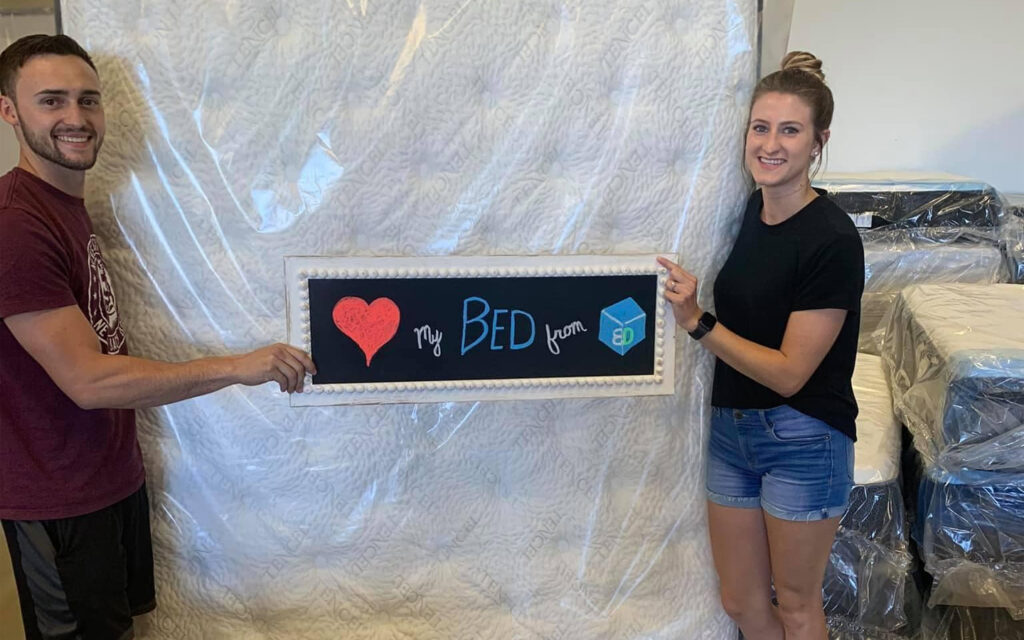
659 52 864 640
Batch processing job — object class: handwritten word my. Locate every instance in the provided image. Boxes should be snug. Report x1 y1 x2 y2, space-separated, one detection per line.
413 324 443 357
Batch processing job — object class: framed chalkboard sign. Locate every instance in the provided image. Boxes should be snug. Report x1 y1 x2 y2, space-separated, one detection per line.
286 255 675 405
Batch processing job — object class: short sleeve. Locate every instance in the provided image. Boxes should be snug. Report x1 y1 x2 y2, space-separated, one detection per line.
793 232 864 312
0 208 77 318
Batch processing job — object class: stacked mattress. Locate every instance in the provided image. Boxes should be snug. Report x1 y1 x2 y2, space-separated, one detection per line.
825 353 916 639
813 173 1010 354
861 240 1006 353
815 172 1002 229
923 605 1024 640
914 466 1024 615
1003 194 1024 284
881 283 1024 636
882 284 1024 473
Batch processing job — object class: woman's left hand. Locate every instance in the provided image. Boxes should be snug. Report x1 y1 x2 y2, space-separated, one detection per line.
657 257 702 332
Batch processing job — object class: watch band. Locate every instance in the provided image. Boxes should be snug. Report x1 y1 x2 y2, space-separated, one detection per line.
687 311 717 340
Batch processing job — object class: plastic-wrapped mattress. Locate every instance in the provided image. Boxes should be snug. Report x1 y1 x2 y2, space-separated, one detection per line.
881 283 1024 473
814 172 1002 230
923 604 1024 640
826 353 916 638
911 464 1024 617
860 241 1006 353
1003 194 1024 284
59 0 759 638
812 173 1010 354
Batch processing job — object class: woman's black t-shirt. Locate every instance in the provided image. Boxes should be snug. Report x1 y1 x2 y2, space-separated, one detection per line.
711 189 865 441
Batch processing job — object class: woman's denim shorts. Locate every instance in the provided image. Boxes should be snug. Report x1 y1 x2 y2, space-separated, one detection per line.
706 404 854 522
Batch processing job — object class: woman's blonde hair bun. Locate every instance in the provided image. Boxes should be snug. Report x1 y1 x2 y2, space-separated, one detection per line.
780 51 825 84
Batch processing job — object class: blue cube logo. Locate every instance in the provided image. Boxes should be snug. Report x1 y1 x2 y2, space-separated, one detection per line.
599 297 646 356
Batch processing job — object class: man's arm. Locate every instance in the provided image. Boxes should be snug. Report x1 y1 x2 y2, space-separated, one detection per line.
4 305 316 410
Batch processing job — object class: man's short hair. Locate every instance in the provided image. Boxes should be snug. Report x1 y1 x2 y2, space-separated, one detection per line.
0 34 96 98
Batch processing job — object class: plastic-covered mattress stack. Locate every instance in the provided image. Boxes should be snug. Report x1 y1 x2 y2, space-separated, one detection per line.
1003 194 1024 284
923 605 1024 640
825 353 916 640
813 173 1010 354
880 283 1024 640
817 173 1003 230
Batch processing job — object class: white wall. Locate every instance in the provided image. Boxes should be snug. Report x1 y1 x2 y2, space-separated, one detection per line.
761 0 796 77
7 4 1021 192
1 11 57 172
789 0 1024 193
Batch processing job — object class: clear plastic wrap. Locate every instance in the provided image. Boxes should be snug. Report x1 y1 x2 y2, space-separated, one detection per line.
882 284 1024 619
1007 195 1024 218
860 237 1007 354
59 1 758 638
814 172 1003 230
812 173 1011 355
825 353 916 638
923 605 1024 640
1002 194 1024 284
826 483 917 638
880 283 1024 473
914 464 1024 617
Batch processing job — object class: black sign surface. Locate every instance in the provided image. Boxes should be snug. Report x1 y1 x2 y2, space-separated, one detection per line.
308 275 658 384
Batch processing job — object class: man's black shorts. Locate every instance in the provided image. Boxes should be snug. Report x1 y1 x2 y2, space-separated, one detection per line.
2 483 156 640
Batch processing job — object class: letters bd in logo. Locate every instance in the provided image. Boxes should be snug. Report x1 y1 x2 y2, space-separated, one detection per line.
598 297 646 356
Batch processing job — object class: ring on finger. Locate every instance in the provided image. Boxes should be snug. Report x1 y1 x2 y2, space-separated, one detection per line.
670 281 677 292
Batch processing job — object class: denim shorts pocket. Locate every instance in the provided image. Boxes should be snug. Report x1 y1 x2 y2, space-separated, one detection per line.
766 407 832 444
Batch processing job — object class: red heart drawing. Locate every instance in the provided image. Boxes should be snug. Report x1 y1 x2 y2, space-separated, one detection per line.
332 297 401 367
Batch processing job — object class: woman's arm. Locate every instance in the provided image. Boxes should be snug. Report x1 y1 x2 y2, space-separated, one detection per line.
658 257 845 398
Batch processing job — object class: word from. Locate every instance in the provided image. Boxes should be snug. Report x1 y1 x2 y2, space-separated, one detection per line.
545 320 587 355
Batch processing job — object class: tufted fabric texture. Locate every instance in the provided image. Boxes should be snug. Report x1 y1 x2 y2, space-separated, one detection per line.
63 1 756 637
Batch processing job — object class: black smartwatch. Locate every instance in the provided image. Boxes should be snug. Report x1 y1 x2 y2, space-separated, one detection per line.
687 311 717 340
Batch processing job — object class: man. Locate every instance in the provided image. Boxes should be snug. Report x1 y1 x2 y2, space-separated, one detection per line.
0 34 315 639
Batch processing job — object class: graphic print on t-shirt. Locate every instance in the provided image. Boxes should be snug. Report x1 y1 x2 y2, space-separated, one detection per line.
87 235 126 354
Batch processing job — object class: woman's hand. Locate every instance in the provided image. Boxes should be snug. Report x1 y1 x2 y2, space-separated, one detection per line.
657 257 702 332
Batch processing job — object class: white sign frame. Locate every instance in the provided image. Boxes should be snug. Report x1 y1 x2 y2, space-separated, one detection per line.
286 254 676 405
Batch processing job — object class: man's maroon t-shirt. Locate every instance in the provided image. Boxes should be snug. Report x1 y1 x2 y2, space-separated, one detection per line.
0 168 144 520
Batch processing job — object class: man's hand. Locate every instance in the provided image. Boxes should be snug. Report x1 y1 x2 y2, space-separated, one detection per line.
230 343 317 393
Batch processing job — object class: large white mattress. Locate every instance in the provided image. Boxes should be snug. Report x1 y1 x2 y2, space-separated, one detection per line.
61 2 757 638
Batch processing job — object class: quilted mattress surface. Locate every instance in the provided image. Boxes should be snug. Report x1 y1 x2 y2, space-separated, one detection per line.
61 1 757 638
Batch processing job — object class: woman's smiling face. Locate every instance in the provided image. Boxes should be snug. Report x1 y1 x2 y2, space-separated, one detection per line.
745 91 822 189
